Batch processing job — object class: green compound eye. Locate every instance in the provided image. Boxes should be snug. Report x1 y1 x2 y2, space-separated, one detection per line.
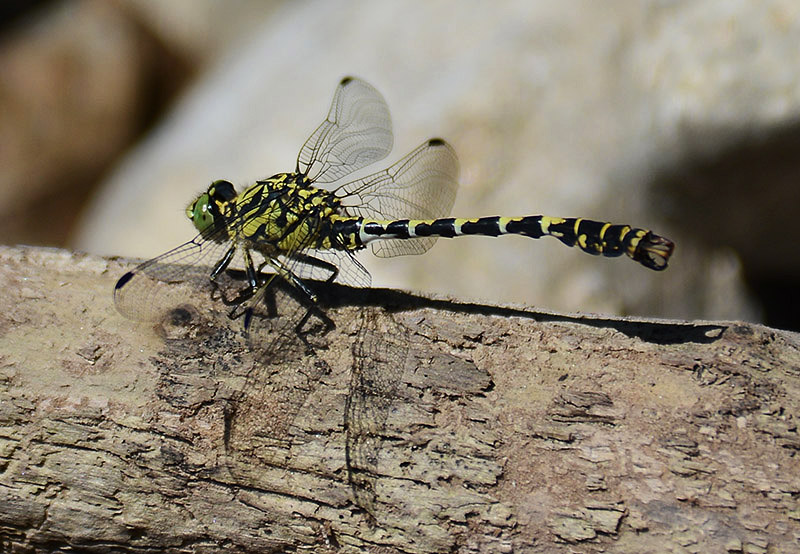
187 193 214 233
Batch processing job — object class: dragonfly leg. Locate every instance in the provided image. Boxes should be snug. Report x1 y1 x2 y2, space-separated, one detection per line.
210 247 267 311
242 249 260 292
238 274 333 347
262 257 319 303
209 244 236 282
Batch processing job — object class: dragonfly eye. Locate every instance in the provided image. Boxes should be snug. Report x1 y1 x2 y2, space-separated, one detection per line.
186 193 215 233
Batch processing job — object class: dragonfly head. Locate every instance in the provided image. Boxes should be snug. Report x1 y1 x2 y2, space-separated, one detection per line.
186 180 237 236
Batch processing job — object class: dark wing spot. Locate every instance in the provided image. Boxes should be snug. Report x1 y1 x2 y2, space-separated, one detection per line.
115 271 134 290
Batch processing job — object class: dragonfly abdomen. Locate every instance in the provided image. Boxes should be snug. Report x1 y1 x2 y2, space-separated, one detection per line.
335 215 674 270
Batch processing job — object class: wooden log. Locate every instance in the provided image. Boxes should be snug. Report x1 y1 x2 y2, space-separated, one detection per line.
1 245 798 553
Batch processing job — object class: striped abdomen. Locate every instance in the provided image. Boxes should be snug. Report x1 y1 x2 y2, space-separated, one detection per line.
333 215 674 271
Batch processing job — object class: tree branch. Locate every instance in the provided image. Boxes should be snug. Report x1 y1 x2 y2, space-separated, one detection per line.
1 246 798 553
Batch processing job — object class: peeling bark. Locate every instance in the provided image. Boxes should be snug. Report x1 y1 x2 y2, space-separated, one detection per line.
1 246 799 553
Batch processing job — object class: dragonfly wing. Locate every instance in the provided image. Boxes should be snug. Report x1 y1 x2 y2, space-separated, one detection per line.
113 236 234 323
225 277 333 471
280 245 372 289
297 77 393 184
338 138 460 258
345 309 410 516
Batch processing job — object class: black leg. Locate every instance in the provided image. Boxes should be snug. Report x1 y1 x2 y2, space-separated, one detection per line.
243 249 259 292
210 244 236 282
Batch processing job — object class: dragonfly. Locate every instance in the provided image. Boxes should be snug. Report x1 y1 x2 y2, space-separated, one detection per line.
113 76 674 516
114 76 673 324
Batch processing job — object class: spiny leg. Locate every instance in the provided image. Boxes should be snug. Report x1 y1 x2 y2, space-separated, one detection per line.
212 247 268 315
209 244 236 282
268 268 335 338
241 273 334 349
259 256 324 303
228 252 336 340
206 244 262 311
243 249 260 292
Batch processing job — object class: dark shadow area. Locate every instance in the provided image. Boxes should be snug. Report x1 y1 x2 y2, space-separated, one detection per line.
302 279 727 346
652 121 800 332
202 269 728 344
211 268 726 346
0 0 54 33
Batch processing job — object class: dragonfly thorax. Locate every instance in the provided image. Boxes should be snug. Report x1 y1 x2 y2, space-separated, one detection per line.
232 173 344 254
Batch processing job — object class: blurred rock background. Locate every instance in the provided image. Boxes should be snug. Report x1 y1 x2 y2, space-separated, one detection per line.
2 0 798 330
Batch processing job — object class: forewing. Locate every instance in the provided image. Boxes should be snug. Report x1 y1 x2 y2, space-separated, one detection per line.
113 235 233 323
338 139 460 257
297 77 393 184
225 277 333 474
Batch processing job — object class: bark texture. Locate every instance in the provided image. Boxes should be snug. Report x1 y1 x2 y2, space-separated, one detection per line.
1 246 799 553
